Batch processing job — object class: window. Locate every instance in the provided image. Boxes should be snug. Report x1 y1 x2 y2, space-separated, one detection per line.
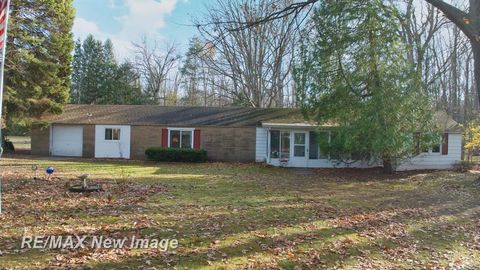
270 131 280 158
432 134 442 153
309 131 329 160
270 130 290 159
294 133 306 157
280 131 290 159
329 132 341 160
169 129 193 149
105 128 121 141
414 132 442 154
432 144 441 153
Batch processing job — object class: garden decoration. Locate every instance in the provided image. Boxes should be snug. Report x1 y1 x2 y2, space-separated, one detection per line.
46 166 54 180
32 164 38 180
68 174 103 193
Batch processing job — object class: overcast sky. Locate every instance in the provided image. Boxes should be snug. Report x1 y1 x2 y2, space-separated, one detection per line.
72 0 210 60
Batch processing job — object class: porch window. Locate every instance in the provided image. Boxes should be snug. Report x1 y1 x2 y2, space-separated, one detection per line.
105 128 121 141
294 133 306 157
169 129 193 149
309 131 329 159
270 131 280 158
280 131 290 159
270 130 290 159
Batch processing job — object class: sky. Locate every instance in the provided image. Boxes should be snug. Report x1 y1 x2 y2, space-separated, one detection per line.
72 0 211 60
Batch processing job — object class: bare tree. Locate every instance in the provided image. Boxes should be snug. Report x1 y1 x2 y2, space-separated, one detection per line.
237 0 480 107
395 0 476 123
132 38 179 105
195 0 300 108
396 0 446 76
424 0 480 108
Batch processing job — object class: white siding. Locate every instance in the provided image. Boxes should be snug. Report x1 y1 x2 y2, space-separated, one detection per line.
397 133 462 171
255 127 268 162
262 127 462 170
269 157 375 168
94 125 131 159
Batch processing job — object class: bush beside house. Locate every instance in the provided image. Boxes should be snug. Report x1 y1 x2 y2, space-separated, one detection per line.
145 147 207 162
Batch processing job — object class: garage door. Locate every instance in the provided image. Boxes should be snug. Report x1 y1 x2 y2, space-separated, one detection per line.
51 125 83 157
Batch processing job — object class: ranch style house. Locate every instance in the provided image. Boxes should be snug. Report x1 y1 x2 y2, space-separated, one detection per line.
30 104 463 171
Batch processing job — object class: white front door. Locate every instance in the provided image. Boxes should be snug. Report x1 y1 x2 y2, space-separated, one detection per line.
51 125 83 157
290 131 308 167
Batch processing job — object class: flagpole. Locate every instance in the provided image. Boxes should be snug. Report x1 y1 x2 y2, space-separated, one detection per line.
0 0 12 215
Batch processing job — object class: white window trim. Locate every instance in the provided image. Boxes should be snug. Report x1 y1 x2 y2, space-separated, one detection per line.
268 130 293 160
293 131 308 157
268 129 283 160
104 128 121 142
167 128 195 149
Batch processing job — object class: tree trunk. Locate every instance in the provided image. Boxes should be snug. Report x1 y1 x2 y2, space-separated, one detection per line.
382 159 394 174
473 42 480 109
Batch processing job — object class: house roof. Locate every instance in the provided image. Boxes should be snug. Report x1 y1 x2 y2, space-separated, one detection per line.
40 104 307 127
434 111 463 133
40 105 462 132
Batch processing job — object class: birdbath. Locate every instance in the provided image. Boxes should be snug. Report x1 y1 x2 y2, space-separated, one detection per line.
68 174 103 193
79 174 89 189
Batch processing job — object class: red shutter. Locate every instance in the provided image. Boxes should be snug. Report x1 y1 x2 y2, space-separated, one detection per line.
162 128 169 148
193 129 201 149
441 133 449 155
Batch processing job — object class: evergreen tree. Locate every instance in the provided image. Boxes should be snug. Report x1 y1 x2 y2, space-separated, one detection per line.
3 0 75 122
180 38 204 106
79 35 105 103
71 35 145 105
71 40 84 104
108 62 144 105
294 0 437 173
99 39 118 104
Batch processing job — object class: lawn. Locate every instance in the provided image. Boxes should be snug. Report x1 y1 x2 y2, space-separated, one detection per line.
1 156 480 269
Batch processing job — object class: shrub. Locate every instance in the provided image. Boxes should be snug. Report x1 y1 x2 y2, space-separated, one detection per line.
145 147 207 162
453 161 475 173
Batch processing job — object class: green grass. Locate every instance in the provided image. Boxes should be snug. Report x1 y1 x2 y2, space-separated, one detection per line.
1 155 480 269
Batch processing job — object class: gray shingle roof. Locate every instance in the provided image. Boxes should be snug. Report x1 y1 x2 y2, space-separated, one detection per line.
434 111 463 133
40 105 462 132
41 104 307 127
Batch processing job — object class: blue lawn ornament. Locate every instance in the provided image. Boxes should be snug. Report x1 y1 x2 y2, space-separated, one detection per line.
46 166 55 175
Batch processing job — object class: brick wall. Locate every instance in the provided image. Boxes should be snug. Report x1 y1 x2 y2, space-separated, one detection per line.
31 124 50 156
130 126 164 160
31 124 257 162
129 125 256 162
200 127 256 162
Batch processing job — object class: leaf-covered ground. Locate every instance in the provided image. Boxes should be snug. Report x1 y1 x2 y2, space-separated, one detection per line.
1 156 480 269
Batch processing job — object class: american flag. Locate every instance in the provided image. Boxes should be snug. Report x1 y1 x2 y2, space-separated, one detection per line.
0 0 8 215
0 0 10 51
